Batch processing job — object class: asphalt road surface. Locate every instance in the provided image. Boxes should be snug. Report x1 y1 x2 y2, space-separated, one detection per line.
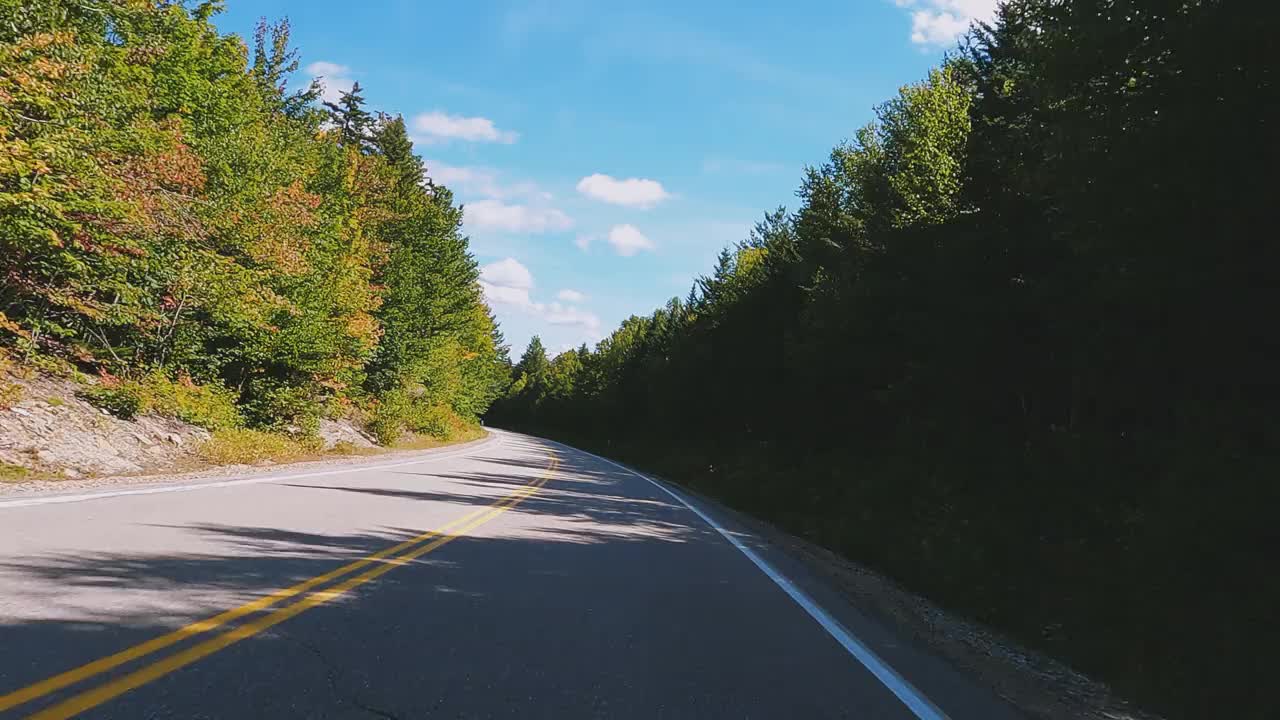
0 430 1024 719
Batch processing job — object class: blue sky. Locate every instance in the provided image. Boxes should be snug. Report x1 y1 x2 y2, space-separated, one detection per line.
212 0 995 357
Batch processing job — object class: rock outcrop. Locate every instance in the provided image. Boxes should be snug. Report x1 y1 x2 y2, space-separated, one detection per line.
0 374 210 477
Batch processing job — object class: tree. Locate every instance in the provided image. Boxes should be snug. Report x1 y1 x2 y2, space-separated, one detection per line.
251 17 318 116
373 114 425 191
485 4 1277 716
515 336 549 381
0 0 505 444
324 82 373 149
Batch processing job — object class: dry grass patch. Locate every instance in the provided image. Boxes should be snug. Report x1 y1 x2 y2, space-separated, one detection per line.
0 462 30 483
197 429 314 465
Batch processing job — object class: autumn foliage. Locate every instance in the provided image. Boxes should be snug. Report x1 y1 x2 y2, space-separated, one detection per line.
0 1 507 439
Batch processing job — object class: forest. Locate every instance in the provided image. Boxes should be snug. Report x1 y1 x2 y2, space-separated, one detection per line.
488 1 1275 718
1 1 508 447
2 0 1274 717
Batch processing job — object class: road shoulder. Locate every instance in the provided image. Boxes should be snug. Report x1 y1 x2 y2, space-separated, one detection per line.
0 431 498 505
533 432 1162 720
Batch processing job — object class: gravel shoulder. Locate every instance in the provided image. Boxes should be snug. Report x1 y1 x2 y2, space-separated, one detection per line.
0 431 496 500
653 474 1165 720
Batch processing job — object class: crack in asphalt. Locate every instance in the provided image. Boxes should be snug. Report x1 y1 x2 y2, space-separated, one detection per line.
282 632 404 720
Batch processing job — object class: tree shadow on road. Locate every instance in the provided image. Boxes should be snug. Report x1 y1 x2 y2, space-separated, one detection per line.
0 441 730 717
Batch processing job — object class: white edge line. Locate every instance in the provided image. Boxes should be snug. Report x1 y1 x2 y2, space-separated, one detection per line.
0 433 503 510
539 435 951 720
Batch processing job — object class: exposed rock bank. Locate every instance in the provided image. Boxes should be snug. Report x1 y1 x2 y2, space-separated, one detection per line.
1 372 380 481
0 373 208 478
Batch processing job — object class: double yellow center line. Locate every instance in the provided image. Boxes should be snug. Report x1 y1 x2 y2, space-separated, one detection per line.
1 453 559 719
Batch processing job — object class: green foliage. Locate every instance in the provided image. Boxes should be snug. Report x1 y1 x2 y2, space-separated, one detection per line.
77 372 241 427
0 355 22 409
365 388 476 446
197 428 310 465
0 0 506 442
324 82 374 149
515 336 549 382
79 384 145 420
365 390 411 446
139 373 241 430
489 4 1276 718
406 403 459 439
240 380 323 435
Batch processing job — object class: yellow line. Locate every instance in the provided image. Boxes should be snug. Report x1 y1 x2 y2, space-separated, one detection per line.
0 454 557 715
30 465 554 720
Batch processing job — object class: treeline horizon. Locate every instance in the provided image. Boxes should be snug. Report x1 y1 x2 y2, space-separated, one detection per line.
489 1 1275 718
1 1 508 443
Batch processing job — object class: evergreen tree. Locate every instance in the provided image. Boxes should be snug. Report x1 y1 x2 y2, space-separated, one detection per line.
324 81 373 149
486 4 1276 717
372 114 424 191
515 336 549 380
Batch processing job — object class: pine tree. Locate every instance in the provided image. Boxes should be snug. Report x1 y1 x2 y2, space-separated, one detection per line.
372 114 424 192
324 82 373 149
516 336 549 380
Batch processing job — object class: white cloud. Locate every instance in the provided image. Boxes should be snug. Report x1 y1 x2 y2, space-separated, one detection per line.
910 9 973 44
606 224 655 256
428 163 489 190
412 111 518 144
480 282 536 308
465 199 573 233
478 257 540 312
576 174 671 209
573 234 593 251
437 163 569 236
480 257 533 290
478 258 601 334
893 0 998 47
427 161 550 201
544 302 601 331
305 61 354 104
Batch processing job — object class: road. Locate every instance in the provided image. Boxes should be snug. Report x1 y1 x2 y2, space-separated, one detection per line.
0 430 1023 719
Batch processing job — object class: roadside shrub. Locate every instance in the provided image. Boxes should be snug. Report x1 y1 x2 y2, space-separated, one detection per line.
140 374 242 430
365 391 410 446
78 373 244 429
364 391 480 446
0 462 29 482
0 361 22 410
405 403 451 438
407 404 474 440
8 339 82 379
197 428 308 465
80 385 145 420
241 380 324 437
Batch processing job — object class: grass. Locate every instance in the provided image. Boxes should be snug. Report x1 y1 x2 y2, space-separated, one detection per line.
0 354 22 409
392 425 486 450
196 428 314 466
0 462 30 483
0 383 21 409
197 422 486 468
326 440 380 457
